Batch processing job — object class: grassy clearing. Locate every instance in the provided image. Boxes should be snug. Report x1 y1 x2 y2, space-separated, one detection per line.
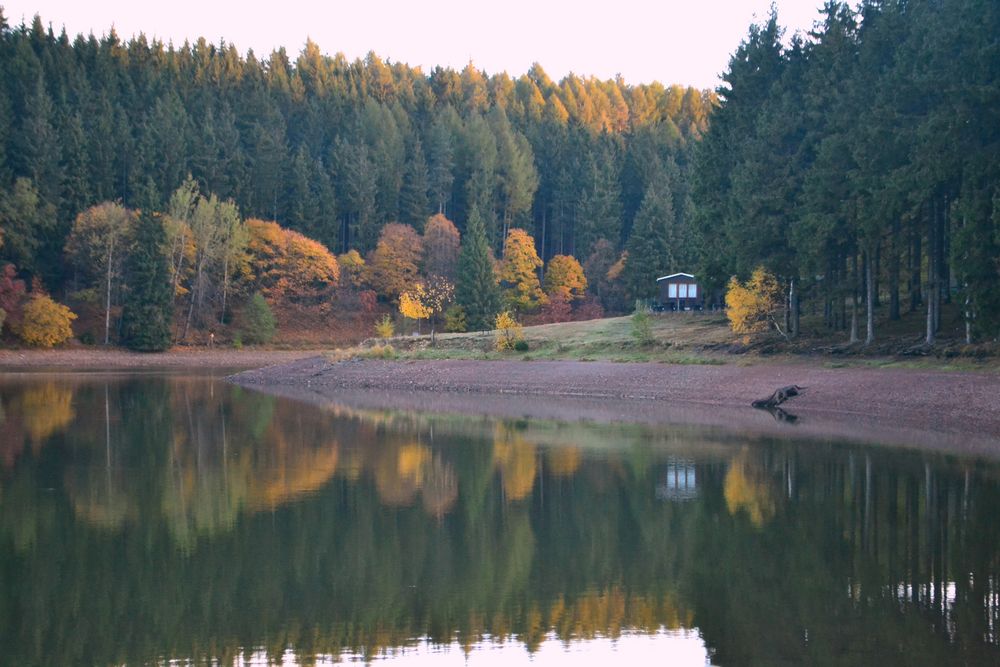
321 307 1000 372
347 314 735 365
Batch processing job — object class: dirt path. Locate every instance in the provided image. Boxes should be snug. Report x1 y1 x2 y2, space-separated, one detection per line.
232 357 1000 457
0 348 316 371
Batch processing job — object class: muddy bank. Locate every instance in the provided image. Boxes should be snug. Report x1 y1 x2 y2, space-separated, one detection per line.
230 357 1000 457
0 348 315 372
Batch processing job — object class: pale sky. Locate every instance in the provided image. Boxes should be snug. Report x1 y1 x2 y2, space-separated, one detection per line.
2 0 825 89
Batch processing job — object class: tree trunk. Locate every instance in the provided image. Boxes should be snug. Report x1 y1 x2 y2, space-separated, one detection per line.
926 207 937 346
220 254 229 326
850 255 859 344
865 249 875 346
790 277 799 339
910 224 922 312
104 236 114 345
890 218 900 320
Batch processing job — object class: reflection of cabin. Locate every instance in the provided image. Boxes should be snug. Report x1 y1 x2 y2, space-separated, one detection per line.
656 273 704 311
656 461 698 501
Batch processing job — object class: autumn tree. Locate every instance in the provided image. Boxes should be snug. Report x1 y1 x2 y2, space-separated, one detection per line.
65 202 136 344
422 213 460 280
543 254 587 301
336 249 366 289
18 293 76 347
245 219 340 299
725 267 784 336
498 228 545 311
399 276 454 337
367 222 423 301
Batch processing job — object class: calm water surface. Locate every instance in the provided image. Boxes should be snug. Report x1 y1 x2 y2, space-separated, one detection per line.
0 372 998 666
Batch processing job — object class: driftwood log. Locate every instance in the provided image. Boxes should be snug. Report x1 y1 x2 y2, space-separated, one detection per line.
751 385 805 409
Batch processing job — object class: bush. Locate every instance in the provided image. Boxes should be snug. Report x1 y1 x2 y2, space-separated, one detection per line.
18 294 77 347
513 339 529 352
494 311 524 351
374 314 395 339
240 292 276 344
631 307 653 346
444 304 467 333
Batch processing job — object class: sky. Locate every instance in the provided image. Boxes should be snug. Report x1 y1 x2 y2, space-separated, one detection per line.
2 0 824 89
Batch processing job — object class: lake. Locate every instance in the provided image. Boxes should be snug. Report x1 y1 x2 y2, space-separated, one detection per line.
0 372 997 666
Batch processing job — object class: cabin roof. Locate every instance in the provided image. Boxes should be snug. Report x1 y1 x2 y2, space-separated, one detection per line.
655 272 695 282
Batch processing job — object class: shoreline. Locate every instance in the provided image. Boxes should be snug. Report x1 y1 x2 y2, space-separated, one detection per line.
230 357 1000 458
0 348 317 371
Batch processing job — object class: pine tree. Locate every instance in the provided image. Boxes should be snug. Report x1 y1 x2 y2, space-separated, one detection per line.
455 205 501 330
623 174 674 301
122 211 173 351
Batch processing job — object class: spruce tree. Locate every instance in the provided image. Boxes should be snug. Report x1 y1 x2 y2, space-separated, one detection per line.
623 174 674 301
121 211 173 351
455 205 501 330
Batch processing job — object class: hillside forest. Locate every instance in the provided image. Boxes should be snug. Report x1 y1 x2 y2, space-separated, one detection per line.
0 0 997 349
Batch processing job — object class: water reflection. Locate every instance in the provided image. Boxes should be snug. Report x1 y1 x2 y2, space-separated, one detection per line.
0 374 998 665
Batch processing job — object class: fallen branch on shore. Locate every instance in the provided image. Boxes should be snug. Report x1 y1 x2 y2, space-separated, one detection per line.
751 385 805 409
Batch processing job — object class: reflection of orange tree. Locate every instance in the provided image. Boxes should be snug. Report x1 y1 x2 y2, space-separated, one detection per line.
372 442 458 517
493 424 537 501
724 447 777 527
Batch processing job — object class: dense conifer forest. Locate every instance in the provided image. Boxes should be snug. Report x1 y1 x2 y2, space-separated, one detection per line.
0 0 997 348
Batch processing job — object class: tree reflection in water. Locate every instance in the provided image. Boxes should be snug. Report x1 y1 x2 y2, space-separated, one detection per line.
0 374 997 665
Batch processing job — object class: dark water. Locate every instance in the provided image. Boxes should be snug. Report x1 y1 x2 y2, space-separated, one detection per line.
0 373 998 666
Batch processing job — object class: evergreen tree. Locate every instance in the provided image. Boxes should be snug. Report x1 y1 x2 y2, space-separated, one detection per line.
121 211 173 351
455 205 500 330
622 173 674 301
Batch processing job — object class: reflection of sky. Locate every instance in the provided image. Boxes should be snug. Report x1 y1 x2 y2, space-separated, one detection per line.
235 631 713 666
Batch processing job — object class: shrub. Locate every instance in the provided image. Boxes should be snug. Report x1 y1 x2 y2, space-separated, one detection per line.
18 294 77 347
240 292 277 344
444 304 467 333
513 339 530 352
631 307 653 346
494 311 524 351
374 314 395 339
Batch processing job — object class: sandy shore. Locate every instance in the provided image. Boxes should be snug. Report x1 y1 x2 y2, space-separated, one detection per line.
0 348 317 371
231 357 1000 457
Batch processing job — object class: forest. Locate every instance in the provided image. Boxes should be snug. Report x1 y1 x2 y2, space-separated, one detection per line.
696 0 1000 345
0 6 709 348
0 0 998 349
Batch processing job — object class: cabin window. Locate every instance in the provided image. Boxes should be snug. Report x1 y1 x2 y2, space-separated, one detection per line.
689 284 698 298
678 284 688 299
668 284 677 298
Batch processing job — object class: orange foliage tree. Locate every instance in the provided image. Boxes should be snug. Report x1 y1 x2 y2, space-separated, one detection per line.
422 214 460 280
336 249 366 289
543 254 588 301
367 223 423 301
245 219 339 299
18 293 77 347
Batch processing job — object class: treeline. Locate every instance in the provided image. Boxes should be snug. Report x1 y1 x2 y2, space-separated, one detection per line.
0 9 711 305
694 0 1000 344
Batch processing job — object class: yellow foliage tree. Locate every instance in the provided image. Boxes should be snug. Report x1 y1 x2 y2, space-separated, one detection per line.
494 310 524 350
18 294 77 347
543 254 588 301
724 266 783 335
498 228 546 311
399 277 455 336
